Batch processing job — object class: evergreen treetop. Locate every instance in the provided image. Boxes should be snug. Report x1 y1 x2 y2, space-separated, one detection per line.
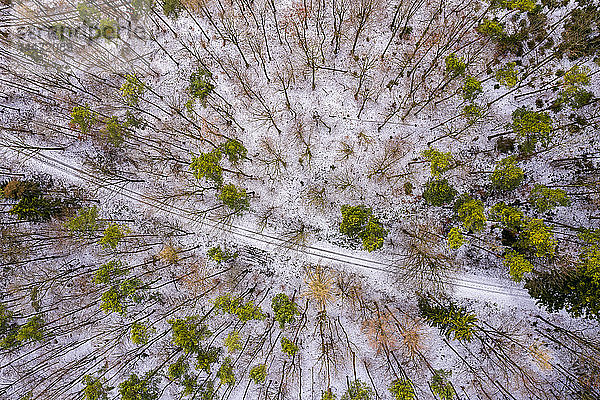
418 297 477 342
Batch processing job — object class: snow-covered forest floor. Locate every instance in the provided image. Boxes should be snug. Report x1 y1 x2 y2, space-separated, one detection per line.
0 0 599 399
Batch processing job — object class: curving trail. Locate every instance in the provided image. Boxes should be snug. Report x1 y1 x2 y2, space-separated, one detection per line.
0 134 536 306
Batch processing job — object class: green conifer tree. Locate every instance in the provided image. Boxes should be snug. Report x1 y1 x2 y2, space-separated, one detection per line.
70 105 96 135
423 179 456 206
418 297 477 342
190 150 223 186
462 76 482 100
430 369 456 400
65 206 101 237
217 357 235 386
529 184 571 212
490 157 524 191
511 108 553 149
444 54 466 76
422 148 453 177
249 364 267 384
168 316 212 354
280 336 299 356
218 184 250 212
504 249 534 282
120 74 146 107
82 374 111 400
447 227 464 249
455 195 486 232
118 373 158 400
341 380 373 400
271 293 299 329
389 379 415 400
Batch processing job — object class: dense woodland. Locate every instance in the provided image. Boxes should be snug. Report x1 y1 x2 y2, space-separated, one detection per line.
0 0 599 399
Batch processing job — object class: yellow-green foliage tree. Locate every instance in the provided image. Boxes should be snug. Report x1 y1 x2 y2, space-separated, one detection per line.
447 227 464 249
339 205 388 251
490 157 524 191
120 74 146 107
519 218 556 258
504 249 534 282
529 184 571 212
422 148 453 177
455 195 486 232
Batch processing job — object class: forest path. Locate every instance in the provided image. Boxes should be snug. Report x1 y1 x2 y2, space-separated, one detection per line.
1 136 538 309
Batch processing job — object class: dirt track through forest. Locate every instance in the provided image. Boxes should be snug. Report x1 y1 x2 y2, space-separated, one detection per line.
1 134 536 305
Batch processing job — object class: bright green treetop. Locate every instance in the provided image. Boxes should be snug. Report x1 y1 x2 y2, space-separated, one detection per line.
15 316 45 343
94 259 127 285
195 346 222 373
224 331 242 353
447 227 464 249
220 139 247 164
168 316 212 354
280 336 299 356
389 379 415 400
339 205 387 251
529 184 571 212
218 184 250 212
271 293 299 329
430 369 456 400
249 364 267 384
99 223 128 250
463 104 483 123
100 287 124 314
504 249 534 282
564 65 591 86
130 322 154 345
512 108 553 148
422 148 453 177
322 389 337 400
190 150 223 185
554 66 594 108
360 217 388 252
498 0 536 12
0 305 19 349
70 105 96 135
489 202 525 231
340 205 372 237
495 62 518 87
120 74 146 107
455 195 486 232
207 245 237 263
462 76 482 100
82 375 111 400
422 179 457 206
100 117 126 147
167 356 188 381
418 297 477 342
520 218 556 257
444 53 466 76
477 19 505 38
213 294 266 322
217 357 235 386
65 206 101 237
490 157 524 191
189 68 215 102
341 380 373 400
100 279 143 315
118 373 158 400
